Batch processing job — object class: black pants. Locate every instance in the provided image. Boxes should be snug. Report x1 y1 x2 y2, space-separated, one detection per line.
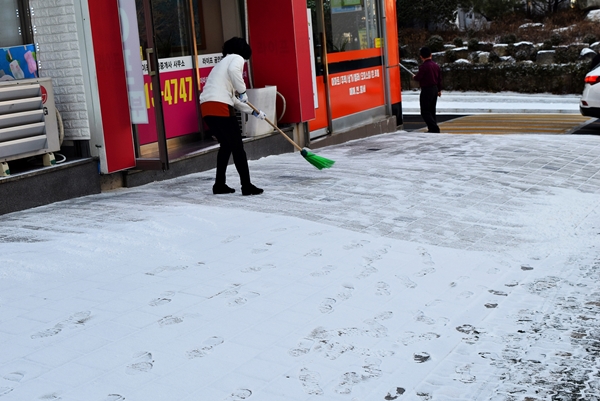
420 86 440 133
203 115 251 187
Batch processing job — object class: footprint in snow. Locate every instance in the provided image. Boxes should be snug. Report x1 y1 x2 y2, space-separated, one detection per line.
3 372 24 382
335 372 362 394
418 247 435 265
103 395 125 401
222 235 240 243
31 311 92 339
289 338 314 357
39 392 61 400
414 310 435 325
299 368 324 395
126 351 153 375
356 265 378 279
228 292 260 307
337 283 354 300
458 291 474 299
225 388 252 400
158 315 183 327
343 240 370 250
319 298 336 314
415 267 436 277
385 387 406 400
376 282 391 296
149 291 175 306
455 364 476 383
449 276 470 288
397 275 417 289
413 351 431 363
488 289 508 296
305 248 322 257
241 264 275 273
0 388 13 396
145 265 188 276
311 265 337 277
187 336 224 358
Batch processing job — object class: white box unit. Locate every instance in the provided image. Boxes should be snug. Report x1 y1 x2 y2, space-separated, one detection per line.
0 77 60 163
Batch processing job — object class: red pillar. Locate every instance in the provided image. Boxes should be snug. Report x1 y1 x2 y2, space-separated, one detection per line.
88 0 135 173
246 0 315 124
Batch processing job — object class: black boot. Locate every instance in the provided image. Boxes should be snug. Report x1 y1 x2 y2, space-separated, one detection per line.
241 184 263 196
213 183 235 194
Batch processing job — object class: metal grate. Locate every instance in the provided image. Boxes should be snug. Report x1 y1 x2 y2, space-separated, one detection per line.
0 78 59 162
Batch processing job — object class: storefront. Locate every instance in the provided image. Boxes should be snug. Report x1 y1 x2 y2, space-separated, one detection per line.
1 0 402 178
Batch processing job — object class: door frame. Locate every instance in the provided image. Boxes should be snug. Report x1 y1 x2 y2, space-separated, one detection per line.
134 0 169 171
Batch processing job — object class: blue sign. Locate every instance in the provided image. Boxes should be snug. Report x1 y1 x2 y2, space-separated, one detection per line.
0 44 38 81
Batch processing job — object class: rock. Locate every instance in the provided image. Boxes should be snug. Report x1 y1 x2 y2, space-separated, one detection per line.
536 50 556 64
448 46 469 60
478 51 490 63
493 44 509 57
432 52 446 64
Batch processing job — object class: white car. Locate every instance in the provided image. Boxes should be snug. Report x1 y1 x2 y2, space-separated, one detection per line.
580 64 600 118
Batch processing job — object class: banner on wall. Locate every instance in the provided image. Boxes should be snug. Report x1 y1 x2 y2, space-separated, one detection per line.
118 0 148 124
0 44 38 81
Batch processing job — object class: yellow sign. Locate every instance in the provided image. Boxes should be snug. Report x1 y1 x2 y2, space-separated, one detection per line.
375 38 382 48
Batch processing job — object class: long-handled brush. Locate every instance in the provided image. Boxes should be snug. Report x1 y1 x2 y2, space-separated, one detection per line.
399 63 416 77
246 101 335 170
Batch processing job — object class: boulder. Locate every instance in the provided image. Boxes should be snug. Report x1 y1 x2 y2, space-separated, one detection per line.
536 50 556 64
478 51 490 63
512 41 535 60
448 46 469 60
432 52 446 64
493 44 509 57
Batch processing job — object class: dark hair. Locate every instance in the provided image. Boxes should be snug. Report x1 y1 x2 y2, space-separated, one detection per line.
222 37 252 60
419 47 432 58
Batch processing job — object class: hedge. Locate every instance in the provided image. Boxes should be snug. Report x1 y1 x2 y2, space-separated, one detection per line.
401 62 589 94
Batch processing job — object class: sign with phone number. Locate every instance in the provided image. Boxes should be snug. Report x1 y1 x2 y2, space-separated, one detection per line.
137 53 247 145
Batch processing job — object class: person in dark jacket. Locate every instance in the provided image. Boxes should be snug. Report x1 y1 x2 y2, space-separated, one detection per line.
413 47 442 133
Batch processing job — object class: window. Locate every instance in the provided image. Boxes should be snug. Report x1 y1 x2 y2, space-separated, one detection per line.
328 0 380 52
136 0 206 59
0 0 33 47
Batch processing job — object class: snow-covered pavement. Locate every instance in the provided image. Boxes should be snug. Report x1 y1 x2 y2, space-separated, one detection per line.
1 129 600 401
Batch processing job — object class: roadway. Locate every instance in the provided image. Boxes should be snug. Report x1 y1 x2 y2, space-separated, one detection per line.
400 90 600 135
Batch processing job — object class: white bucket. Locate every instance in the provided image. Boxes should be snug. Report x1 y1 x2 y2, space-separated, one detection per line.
242 86 277 137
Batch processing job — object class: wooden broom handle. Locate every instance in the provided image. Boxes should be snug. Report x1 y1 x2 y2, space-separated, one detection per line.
246 101 303 152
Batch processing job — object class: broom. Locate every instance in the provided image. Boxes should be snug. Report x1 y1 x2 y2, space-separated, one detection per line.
246 101 335 170
399 63 416 77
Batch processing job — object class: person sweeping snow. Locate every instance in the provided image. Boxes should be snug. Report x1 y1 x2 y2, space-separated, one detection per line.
200 37 266 196
413 46 442 134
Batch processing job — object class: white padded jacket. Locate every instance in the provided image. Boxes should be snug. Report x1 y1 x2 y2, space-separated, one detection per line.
199 54 253 115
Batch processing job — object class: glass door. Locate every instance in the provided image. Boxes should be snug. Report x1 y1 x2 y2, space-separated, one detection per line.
133 0 204 170
133 0 169 170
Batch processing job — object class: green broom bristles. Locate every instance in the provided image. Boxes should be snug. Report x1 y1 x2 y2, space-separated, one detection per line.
301 149 335 170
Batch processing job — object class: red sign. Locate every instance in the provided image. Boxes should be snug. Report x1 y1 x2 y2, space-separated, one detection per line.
40 85 48 104
136 54 247 145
